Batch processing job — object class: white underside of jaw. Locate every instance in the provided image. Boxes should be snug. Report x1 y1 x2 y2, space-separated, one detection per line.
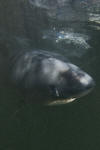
47 97 76 106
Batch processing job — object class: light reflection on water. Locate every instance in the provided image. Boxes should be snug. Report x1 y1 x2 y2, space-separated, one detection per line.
42 29 90 58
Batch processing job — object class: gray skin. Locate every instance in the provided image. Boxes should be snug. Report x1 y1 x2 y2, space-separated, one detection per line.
10 50 95 105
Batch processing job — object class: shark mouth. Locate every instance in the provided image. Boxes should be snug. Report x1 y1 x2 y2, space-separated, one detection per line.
47 84 94 106
47 97 76 106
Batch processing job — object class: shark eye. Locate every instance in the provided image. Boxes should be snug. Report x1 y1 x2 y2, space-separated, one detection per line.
60 71 69 77
59 71 71 81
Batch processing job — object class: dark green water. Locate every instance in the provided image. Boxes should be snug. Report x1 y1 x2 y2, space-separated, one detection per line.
0 1 100 150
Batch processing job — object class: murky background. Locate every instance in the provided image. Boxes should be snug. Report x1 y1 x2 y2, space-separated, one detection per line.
0 0 100 149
